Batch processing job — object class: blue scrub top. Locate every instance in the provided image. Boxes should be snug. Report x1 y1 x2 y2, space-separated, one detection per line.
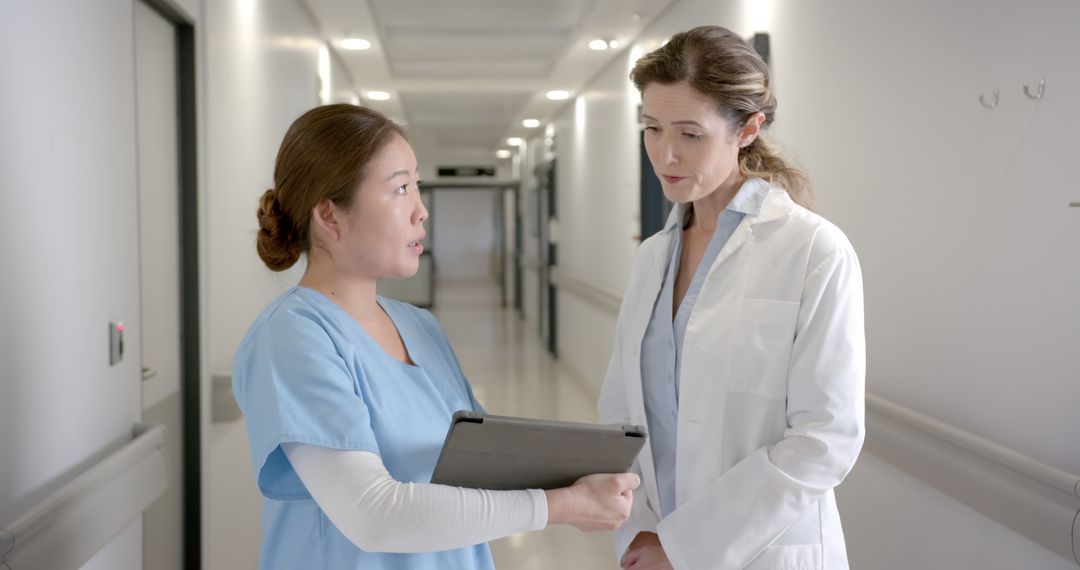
233 286 492 570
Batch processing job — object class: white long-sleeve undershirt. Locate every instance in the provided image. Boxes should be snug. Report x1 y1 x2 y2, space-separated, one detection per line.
281 443 548 553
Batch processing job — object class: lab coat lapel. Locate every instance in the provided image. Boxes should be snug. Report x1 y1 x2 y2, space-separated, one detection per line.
703 188 793 277
625 230 671 514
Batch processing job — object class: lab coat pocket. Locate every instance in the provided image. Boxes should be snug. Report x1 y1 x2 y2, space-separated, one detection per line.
745 544 822 570
728 299 799 399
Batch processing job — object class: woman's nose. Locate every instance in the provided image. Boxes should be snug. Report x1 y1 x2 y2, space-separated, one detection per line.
414 195 429 224
658 136 679 165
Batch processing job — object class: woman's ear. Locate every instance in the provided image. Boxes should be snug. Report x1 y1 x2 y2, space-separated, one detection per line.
739 111 766 147
310 199 341 243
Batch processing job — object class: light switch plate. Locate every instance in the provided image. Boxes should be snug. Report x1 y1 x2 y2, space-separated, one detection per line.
109 322 124 365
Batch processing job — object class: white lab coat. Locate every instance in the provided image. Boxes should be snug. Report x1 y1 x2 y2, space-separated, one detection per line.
599 184 865 570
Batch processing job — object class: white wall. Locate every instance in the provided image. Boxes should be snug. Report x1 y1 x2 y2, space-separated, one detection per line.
432 189 499 283
536 44 649 392
202 1 361 568
768 0 1080 476
766 1 1080 566
0 1 146 568
540 0 1079 566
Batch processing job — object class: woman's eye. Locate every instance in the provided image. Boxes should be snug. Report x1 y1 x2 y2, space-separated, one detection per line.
643 125 659 133
683 132 702 141
396 184 409 194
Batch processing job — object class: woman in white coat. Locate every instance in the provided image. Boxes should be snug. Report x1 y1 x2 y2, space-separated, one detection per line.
598 26 866 570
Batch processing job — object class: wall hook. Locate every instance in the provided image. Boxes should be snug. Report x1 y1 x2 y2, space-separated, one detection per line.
1023 78 1045 100
979 88 999 109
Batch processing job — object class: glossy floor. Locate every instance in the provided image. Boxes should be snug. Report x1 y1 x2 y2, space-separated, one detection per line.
432 279 621 570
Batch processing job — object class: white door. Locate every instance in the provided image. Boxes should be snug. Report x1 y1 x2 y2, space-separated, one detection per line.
134 2 185 569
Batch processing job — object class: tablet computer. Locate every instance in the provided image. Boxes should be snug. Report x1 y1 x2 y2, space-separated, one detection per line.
430 410 646 490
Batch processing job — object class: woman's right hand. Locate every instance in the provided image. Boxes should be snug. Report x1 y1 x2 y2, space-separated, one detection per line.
545 472 640 532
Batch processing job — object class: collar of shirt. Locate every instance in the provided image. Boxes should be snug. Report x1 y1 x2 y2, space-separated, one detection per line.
660 177 770 235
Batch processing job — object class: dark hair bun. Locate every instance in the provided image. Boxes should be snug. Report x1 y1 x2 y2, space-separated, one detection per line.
256 188 301 271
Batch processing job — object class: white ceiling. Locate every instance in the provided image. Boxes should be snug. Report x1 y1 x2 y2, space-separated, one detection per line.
304 0 677 159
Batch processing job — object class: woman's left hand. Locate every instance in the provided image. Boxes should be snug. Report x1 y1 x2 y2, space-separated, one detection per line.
620 532 674 569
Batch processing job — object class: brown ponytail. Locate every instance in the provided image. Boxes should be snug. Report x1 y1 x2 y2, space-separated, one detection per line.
739 137 813 210
256 188 302 271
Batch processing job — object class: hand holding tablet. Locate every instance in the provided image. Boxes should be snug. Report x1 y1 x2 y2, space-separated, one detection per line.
431 411 647 490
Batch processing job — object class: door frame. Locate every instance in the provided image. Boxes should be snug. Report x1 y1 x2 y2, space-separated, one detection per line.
421 181 520 310
639 108 671 242
535 160 557 356
137 1 201 567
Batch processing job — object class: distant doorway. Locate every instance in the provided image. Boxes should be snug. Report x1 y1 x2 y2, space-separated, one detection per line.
536 161 558 356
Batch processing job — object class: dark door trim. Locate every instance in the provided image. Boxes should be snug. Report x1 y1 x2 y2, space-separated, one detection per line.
138 1 200 568
639 129 671 242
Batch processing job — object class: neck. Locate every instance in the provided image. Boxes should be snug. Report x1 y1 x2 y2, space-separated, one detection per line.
688 173 745 233
299 255 380 321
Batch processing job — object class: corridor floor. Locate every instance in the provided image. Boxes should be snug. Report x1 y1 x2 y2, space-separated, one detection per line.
432 279 621 569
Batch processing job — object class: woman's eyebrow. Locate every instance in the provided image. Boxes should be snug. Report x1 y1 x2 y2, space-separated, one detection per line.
385 168 419 181
641 114 704 128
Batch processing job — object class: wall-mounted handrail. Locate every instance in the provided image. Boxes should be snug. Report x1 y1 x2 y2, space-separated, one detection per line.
865 394 1080 565
550 266 1080 565
867 394 1079 498
548 267 622 315
211 373 243 423
0 423 169 569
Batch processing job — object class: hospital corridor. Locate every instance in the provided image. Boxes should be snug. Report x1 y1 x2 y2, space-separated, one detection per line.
433 280 618 569
2 0 1079 569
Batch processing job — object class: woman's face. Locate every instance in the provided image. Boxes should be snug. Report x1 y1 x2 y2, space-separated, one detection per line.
641 81 747 204
333 133 428 279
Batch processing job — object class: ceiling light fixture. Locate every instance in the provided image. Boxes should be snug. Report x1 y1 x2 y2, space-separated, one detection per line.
495 149 512 159
339 38 372 50
522 119 541 128
546 90 571 101
589 38 619 51
506 137 524 146
366 90 391 101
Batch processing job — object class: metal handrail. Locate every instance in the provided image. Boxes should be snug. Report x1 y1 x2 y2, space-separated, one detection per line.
0 423 168 569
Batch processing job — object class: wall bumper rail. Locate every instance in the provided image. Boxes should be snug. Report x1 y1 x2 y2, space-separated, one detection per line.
0 423 169 569
865 394 1080 565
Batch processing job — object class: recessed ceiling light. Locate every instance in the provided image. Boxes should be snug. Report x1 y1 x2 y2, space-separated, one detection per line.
495 149 512 159
506 137 524 146
366 90 391 101
546 90 571 101
522 119 541 128
609 40 620 49
589 39 609 51
339 38 372 50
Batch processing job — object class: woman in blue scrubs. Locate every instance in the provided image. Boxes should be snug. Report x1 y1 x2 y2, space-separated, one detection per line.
233 104 640 570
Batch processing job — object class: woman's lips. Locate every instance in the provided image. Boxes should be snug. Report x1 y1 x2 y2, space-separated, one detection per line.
662 175 686 184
